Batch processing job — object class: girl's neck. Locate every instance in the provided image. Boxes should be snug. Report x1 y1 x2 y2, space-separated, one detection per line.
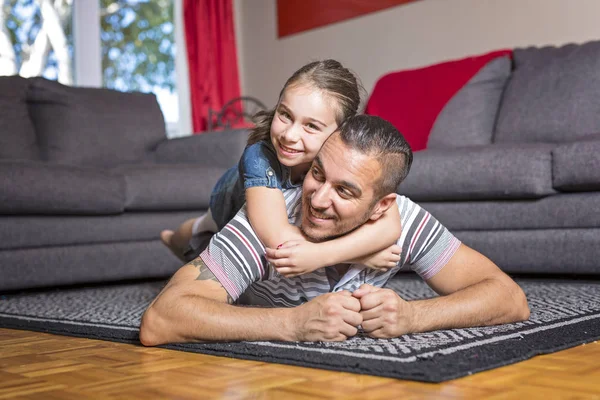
290 163 310 183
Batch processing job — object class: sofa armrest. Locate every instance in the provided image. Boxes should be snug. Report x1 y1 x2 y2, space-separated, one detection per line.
152 128 249 169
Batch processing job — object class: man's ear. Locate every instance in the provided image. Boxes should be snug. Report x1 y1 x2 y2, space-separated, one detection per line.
368 193 397 221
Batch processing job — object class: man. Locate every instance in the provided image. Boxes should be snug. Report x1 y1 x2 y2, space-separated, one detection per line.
139 115 530 345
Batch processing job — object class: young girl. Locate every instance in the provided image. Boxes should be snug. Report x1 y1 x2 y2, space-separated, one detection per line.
161 59 402 275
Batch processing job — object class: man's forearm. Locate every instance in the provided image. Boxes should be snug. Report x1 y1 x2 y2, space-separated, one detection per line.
143 291 295 344
139 260 297 345
409 278 530 333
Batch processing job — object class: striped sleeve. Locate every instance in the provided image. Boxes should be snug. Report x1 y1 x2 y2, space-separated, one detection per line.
397 196 461 280
199 187 304 301
199 207 267 301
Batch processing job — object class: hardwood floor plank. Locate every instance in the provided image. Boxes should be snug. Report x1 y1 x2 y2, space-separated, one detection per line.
482 385 600 400
1 328 599 399
11 389 111 400
0 377 66 400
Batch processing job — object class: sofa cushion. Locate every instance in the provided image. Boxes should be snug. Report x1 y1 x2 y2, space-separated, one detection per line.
27 77 166 167
117 163 227 211
553 136 600 191
153 128 249 169
0 76 39 160
421 192 600 231
0 160 125 215
398 144 556 201
454 229 600 274
0 242 181 291
0 211 204 250
495 40 600 143
365 50 512 151
428 57 511 148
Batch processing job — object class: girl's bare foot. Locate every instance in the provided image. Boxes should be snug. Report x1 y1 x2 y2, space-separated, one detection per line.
160 230 186 262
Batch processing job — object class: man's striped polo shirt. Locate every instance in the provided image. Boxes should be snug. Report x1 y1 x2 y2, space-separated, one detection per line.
199 188 461 307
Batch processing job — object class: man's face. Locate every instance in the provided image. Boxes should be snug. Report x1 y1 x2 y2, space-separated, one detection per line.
301 134 382 242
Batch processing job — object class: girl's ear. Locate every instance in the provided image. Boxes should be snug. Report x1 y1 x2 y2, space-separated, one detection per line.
369 193 398 221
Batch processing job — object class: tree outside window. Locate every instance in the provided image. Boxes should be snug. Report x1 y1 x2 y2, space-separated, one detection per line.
0 0 73 83
101 0 177 123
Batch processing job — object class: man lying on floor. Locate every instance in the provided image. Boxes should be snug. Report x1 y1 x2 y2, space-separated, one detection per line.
139 115 530 345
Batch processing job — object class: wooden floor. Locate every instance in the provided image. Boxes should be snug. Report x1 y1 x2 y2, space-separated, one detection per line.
0 328 599 399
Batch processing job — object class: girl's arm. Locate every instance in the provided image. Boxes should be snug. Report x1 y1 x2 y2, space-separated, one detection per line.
266 197 403 276
325 204 401 265
246 186 305 249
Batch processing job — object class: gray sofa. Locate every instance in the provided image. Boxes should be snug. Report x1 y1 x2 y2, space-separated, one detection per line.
399 40 600 275
0 76 249 291
3 40 599 291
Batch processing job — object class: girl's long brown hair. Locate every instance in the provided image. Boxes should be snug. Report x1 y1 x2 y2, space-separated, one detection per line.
247 59 365 146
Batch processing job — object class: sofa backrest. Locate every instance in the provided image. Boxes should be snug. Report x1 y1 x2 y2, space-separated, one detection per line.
494 40 600 143
0 76 40 161
27 77 166 167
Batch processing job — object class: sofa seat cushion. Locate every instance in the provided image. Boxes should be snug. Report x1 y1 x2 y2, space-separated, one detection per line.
454 229 600 275
0 211 204 250
0 76 39 160
0 241 181 291
0 160 125 215
399 144 556 201
553 137 600 191
420 192 600 231
117 163 228 211
27 77 166 167
495 40 600 143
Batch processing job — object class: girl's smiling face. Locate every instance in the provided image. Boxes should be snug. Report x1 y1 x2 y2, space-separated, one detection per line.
270 84 339 180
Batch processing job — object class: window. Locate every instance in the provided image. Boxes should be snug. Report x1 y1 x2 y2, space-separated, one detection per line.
0 0 74 83
101 0 178 125
1 0 182 135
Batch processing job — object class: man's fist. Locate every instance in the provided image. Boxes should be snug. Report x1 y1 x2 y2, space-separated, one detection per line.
292 291 362 341
352 284 414 338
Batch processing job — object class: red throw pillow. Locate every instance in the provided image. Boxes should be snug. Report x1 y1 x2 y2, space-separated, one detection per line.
365 50 512 151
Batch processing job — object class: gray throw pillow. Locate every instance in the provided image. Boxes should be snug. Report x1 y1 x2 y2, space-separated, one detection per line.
0 76 40 160
27 77 166 167
495 40 600 143
427 56 511 148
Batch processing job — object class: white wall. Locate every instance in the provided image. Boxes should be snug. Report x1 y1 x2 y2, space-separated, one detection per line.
234 0 600 108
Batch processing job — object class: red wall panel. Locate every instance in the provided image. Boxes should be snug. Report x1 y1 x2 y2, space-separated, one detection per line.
277 0 419 38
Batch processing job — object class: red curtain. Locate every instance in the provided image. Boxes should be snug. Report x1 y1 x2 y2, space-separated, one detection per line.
184 0 241 133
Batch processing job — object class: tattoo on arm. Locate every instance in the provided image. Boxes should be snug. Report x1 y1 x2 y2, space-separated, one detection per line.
189 258 234 304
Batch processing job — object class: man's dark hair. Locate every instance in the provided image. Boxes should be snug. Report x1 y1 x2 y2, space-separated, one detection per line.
337 115 413 200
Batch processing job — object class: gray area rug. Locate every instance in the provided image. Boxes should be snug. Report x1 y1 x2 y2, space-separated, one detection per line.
1 276 599 382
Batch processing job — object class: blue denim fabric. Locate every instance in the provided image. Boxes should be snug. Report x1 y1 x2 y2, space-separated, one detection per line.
209 140 299 230
241 141 290 190
209 166 245 230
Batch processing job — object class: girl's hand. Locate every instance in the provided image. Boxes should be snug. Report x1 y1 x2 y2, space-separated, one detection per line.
265 240 328 278
356 244 402 271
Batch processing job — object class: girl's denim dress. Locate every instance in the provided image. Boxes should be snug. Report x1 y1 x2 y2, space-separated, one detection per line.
209 140 301 230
